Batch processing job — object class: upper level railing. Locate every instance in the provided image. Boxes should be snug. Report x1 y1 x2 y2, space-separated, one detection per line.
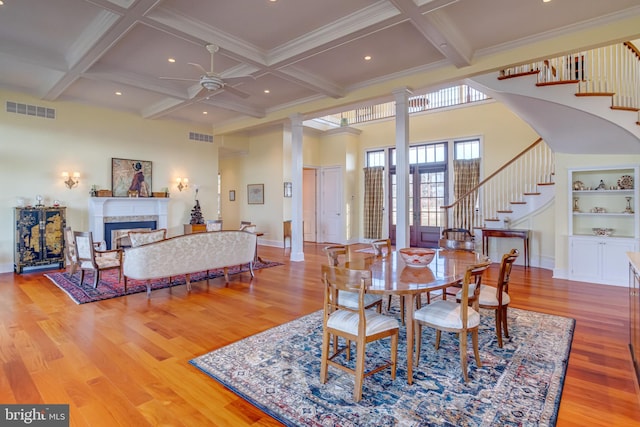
317 84 490 126
501 41 640 115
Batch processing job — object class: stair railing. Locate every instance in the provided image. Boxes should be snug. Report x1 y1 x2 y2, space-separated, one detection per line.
442 138 554 231
500 41 639 120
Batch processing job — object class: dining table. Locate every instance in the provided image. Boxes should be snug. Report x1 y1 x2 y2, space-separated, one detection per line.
346 248 490 384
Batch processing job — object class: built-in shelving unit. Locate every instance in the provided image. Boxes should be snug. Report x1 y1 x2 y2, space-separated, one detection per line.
568 166 639 286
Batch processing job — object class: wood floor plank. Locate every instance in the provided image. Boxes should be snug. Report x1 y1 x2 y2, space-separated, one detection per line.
0 243 639 426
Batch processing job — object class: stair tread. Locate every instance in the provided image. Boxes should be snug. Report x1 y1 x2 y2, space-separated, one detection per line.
611 105 640 112
536 80 580 87
575 92 615 97
497 210 513 213
538 182 555 186
524 192 541 195
511 201 527 204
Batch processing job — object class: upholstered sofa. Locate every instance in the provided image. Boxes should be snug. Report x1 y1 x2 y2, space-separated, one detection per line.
123 230 257 296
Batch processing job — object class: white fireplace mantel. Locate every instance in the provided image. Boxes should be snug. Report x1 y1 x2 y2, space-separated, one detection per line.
88 197 169 243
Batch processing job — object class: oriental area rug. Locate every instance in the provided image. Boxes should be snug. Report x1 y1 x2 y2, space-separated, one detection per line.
44 259 283 304
191 307 574 427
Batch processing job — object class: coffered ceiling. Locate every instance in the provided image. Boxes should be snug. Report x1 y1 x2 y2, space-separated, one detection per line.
0 0 639 133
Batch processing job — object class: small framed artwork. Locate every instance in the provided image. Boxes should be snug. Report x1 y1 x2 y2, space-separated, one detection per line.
229 190 236 201
112 158 152 197
284 182 292 198
247 184 264 204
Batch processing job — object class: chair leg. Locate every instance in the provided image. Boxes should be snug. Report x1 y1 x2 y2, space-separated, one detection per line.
471 329 482 368
93 270 99 288
460 331 469 382
123 276 128 293
320 329 331 384
186 273 191 291
502 306 510 338
353 340 366 402
495 308 504 348
414 323 422 367
387 295 392 311
390 333 398 380
435 330 442 350
80 270 85 285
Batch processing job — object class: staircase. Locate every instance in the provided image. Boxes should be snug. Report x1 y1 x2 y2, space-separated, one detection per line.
443 41 640 231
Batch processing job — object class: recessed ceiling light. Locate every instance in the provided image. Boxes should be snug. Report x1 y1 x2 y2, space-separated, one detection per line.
543 0 551 2
0 1 5 6
115 91 122 96
364 55 372 61
264 89 270 94
168 58 176 63
203 111 208 115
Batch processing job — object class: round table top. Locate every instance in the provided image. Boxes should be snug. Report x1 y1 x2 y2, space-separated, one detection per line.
346 249 490 295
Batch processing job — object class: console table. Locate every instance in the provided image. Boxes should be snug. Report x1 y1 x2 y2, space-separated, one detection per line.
481 228 530 268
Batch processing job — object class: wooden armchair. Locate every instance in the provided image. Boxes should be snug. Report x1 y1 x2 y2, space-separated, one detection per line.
74 231 123 288
414 260 491 382
320 264 399 402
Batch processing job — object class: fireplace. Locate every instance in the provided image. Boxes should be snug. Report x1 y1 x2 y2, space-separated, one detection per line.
88 197 169 249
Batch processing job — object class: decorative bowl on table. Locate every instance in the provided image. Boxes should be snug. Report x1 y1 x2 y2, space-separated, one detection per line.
399 248 436 268
592 228 614 236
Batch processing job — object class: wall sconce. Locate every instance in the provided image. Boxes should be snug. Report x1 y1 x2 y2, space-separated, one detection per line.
62 171 80 189
176 177 189 192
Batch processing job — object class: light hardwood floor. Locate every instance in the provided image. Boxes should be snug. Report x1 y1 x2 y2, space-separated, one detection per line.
1 243 639 426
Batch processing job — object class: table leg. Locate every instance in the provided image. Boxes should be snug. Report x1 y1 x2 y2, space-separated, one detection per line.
404 294 414 385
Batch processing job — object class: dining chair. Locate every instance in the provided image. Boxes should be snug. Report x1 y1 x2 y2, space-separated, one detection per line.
414 260 491 382
74 231 123 288
63 226 79 275
457 249 519 348
206 219 223 232
320 264 399 402
323 245 383 312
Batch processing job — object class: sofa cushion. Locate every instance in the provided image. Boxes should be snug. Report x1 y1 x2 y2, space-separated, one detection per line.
128 229 167 247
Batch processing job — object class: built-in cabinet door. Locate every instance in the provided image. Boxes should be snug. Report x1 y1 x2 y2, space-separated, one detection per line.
569 236 638 285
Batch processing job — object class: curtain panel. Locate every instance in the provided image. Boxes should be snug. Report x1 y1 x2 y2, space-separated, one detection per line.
453 158 481 232
363 166 384 239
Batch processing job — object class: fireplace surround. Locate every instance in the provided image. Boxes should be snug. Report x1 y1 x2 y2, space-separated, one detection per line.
88 197 169 249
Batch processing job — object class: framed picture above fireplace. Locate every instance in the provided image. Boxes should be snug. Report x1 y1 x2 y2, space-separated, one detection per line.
112 158 152 197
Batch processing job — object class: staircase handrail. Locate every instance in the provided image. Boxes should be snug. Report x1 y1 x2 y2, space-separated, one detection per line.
442 137 543 209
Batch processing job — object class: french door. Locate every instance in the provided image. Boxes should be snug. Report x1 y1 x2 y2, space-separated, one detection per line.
389 143 447 248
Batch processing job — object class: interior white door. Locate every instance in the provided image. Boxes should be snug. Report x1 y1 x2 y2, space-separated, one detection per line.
321 166 343 243
303 168 317 242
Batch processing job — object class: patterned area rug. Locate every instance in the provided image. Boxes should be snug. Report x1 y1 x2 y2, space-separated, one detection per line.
191 306 574 426
44 259 283 304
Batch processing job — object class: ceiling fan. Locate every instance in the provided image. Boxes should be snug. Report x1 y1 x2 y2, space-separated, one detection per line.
160 44 252 99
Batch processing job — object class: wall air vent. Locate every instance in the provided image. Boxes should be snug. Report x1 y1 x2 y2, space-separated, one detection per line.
6 101 55 119
189 131 213 143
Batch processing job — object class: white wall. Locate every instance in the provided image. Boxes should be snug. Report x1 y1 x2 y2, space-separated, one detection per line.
0 89 218 273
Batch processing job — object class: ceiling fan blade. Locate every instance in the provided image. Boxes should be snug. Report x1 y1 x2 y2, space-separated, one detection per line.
159 77 199 82
223 85 250 99
191 86 211 101
188 62 208 75
223 76 254 85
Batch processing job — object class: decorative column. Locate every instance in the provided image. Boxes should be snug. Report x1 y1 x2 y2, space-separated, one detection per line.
394 87 412 249
289 113 305 262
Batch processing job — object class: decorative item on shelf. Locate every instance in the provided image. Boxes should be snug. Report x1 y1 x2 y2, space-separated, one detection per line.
592 228 614 237
90 185 98 197
176 177 189 192
625 196 634 214
590 206 607 213
35 194 44 207
573 197 580 212
127 190 139 198
573 181 584 191
96 190 112 197
62 171 80 189
618 175 634 189
596 179 606 190
53 200 60 207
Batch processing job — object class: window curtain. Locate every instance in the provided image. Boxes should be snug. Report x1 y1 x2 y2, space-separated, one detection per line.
363 166 384 239
453 158 481 231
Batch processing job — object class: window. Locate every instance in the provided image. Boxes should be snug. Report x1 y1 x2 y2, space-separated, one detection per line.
454 139 480 160
366 150 385 167
390 142 447 166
